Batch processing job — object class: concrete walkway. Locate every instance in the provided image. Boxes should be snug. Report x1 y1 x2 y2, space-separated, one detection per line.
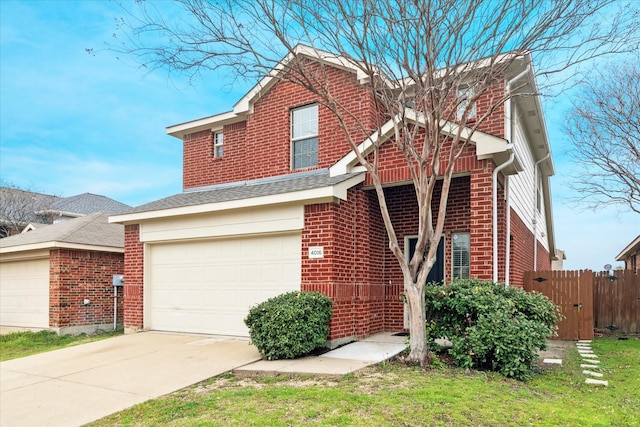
1 332 261 427
236 332 407 376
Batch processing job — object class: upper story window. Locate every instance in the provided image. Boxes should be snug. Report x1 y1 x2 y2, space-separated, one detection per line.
213 131 224 158
291 104 318 169
456 86 476 121
452 232 470 279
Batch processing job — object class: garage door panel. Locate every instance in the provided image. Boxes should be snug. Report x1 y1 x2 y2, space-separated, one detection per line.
147 233 301 336
0 258 50 328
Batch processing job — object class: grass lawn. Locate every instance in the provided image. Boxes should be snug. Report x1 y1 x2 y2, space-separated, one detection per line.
87 337 639 426
0 330 123 362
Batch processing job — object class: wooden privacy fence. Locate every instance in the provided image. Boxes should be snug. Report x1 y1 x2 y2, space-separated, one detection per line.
524 270 593 340
524 269 639 340
593 270 639 334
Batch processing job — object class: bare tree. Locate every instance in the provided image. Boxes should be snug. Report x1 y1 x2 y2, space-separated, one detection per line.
566 60 640 214
112 0 639 364
0 181 57 237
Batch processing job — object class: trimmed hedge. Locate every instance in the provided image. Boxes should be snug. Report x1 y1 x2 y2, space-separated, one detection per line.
245 291 333 360
425 279 561 380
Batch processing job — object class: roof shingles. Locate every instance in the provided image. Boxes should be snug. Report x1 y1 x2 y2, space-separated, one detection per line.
0 212 123 250
124 170 362 215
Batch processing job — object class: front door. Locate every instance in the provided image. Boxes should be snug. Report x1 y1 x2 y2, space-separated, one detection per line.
405 236 445 327
407 236 444 284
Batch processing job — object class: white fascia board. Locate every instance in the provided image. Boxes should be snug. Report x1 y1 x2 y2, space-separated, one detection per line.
331 108 508 176
36 210 83 219
330 119 398 177
616 235 640 261
0 249 50 262
0 242 123 255
438 119 508 155
541 176 556 260
532 90 555 176
110 173 365 224
234 45 373 115
166 111 241 139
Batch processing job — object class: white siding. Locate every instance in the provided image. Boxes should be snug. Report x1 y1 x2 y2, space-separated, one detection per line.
508 109 549 252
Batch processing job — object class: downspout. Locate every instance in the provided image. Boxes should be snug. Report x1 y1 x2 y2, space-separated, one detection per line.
533 152 551 270
505 177 511 286
114 286 118 331
493 150 515 283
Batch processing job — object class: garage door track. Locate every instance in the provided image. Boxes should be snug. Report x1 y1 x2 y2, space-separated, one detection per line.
0 332 261 427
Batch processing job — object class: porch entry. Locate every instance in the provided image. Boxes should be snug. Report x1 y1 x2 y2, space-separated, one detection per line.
407 236 445 284
404 236 444 327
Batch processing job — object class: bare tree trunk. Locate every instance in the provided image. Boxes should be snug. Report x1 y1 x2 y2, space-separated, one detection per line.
404 281 431 366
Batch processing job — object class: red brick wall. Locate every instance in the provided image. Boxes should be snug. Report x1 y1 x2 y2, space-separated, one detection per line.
49 249 123 329
301 187 386 341
183 64 376 189
508 208 552 287
537 241 551 271
123 224 144 331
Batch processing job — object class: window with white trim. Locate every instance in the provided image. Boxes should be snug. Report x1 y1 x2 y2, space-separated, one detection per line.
213 131 224 158
456 86 476 120
452 232 470 279
291 104 318 169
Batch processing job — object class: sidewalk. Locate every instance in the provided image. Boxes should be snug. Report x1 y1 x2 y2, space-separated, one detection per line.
235 332 408 376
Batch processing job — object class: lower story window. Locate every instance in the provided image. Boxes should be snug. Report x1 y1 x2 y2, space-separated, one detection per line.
452 232 470 279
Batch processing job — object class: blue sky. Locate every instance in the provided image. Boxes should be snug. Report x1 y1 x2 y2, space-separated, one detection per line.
1 0 638 270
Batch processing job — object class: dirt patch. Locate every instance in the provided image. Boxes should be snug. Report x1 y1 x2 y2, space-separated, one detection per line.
537 340 574 360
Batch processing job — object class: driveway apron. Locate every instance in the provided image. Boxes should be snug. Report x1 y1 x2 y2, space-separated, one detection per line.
1 332 260 427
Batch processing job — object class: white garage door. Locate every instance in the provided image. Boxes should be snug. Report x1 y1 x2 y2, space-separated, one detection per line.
147 232 302 336
0 258 50 328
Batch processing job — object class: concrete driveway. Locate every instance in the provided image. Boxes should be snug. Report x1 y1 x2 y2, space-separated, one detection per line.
1 332 261 427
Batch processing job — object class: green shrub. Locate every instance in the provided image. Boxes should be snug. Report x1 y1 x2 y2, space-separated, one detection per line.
245 291 333 360
424 279 561 380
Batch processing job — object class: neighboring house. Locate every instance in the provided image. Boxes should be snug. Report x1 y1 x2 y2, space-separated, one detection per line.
616 235 640 273
0 187 131 237
0 213 124 334
551 249 566 270
44 192 132 223
111 47 556 345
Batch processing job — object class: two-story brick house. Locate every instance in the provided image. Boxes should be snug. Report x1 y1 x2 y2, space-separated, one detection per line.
111 47 556 346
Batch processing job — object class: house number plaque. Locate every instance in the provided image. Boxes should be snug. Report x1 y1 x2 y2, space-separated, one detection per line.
308 246 324 259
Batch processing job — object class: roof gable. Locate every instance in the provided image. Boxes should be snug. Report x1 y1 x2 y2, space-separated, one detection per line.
329 108 519 177
47 193 131 216
0 212 124 253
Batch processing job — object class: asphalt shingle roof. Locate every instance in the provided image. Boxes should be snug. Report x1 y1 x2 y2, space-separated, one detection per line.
124 170 363 215
0 212 124 250
48 193 131 215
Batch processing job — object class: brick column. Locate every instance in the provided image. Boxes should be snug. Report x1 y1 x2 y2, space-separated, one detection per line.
124 224 144 333
469 168 494 281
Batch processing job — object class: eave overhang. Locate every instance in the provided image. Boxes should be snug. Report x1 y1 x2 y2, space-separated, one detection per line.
0 242 124 256
330 108 522 177
110 173 364 225
615 235 640 261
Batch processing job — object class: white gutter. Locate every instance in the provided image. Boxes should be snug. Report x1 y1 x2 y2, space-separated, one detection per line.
493 150 515 283
533 152 551 269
